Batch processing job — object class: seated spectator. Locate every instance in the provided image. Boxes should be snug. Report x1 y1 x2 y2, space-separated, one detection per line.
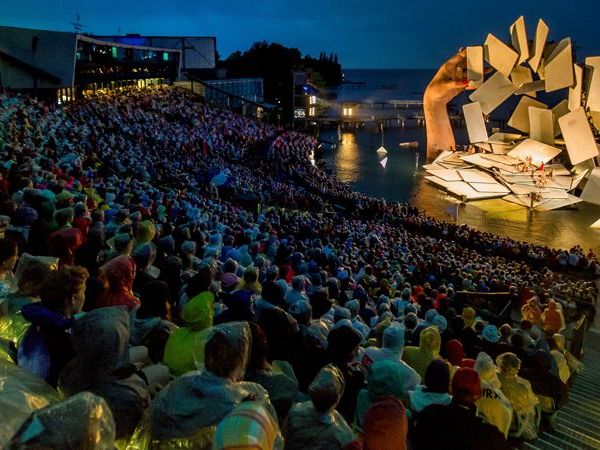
354 359 408 430
402 326 441 378
58 306 150 439
213 401 283 450
496 352 540 440
541 300 565 335
520 349 567 415
345 396 408 450
143 322 274 447
246 322 300 423
327 324 365 423
445 339 475 370
474 352 513 437
284 365 355 450
163 290 213 376
358 323 421 391
413 367 509 449
18 265 89 386
97 255 140 310
408 359 452 415
0 259 50 352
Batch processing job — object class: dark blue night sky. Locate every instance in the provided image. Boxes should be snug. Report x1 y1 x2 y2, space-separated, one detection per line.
2 0 599 68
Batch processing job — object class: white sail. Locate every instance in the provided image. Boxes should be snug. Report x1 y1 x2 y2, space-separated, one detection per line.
380 157 388 168
376 146 388 154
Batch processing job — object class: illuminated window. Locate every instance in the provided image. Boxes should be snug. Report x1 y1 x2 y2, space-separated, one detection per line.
111 47 118 58
309 107 315 117
163 52 169 61
348 108 353 116
343 108 348 116
309 95 317 105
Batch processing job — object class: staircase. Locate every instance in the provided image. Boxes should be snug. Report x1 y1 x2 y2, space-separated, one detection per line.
522 332 600 450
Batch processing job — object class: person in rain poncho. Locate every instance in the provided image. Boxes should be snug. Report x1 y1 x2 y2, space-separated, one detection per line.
163 290 213 376
58 306 151 440
541 300 565 334
345 396 408 450
0 259 50 357
521 298 542 327
408 359 452 416
10 391 116 450
354 359 410 431
402 326 441 379
550 333 581 382
413 367 509 450
283 365 355 450
520 349 567 415
97 255 140 310
327 324 365 424
496 352 540 440
246 322 300 423
0 359 60 448
474 352 513 437
212 400 283 450
358 323 421 391
139 322 274 449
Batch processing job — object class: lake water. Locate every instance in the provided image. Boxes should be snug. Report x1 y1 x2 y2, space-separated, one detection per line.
320 69 600 254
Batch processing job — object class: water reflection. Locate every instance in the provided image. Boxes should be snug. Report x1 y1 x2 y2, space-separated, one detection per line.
336 133 360 184
322 127 600 254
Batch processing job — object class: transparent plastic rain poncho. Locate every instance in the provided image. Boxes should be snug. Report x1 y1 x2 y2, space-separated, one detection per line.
9 391 116 449
0 360 59 448
127 322 275 450
0 254 59 357
283 365 355 450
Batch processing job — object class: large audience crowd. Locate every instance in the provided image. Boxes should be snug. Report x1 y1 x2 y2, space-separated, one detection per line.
0 84 597 449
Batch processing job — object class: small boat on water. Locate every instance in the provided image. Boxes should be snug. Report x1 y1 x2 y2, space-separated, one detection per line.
399 141 419 148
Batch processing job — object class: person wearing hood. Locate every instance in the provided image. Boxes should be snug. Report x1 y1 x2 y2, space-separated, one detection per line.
402 326 441 379
283 365 355 450
238 266 262 294
541 300 565 335
474 352 513 437
131 242 158 298
345 396 408 450
408 359 452 416
445 339 475 370
354 359 409 431
327 324 366 424
345 299 371 340
0 259 50 355
10 391 117 449
358 323 421 392
459 307 479 358
255 281 299 363
213 400 283 450
163 290 214 376
246 321 300 423
58 307 150 440
412 309 438 346
520 349 567 416
286 275 309 307
97 255 140 310
496 352 540 440
142 322 275 448
216 289 255 324
133 220 156 252
413 367 509 450
550 333 581 382
521 298 542 327
18 265 89 386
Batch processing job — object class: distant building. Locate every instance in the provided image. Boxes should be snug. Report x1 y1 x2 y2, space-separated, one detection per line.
96 35 216 71
0 25 181 102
